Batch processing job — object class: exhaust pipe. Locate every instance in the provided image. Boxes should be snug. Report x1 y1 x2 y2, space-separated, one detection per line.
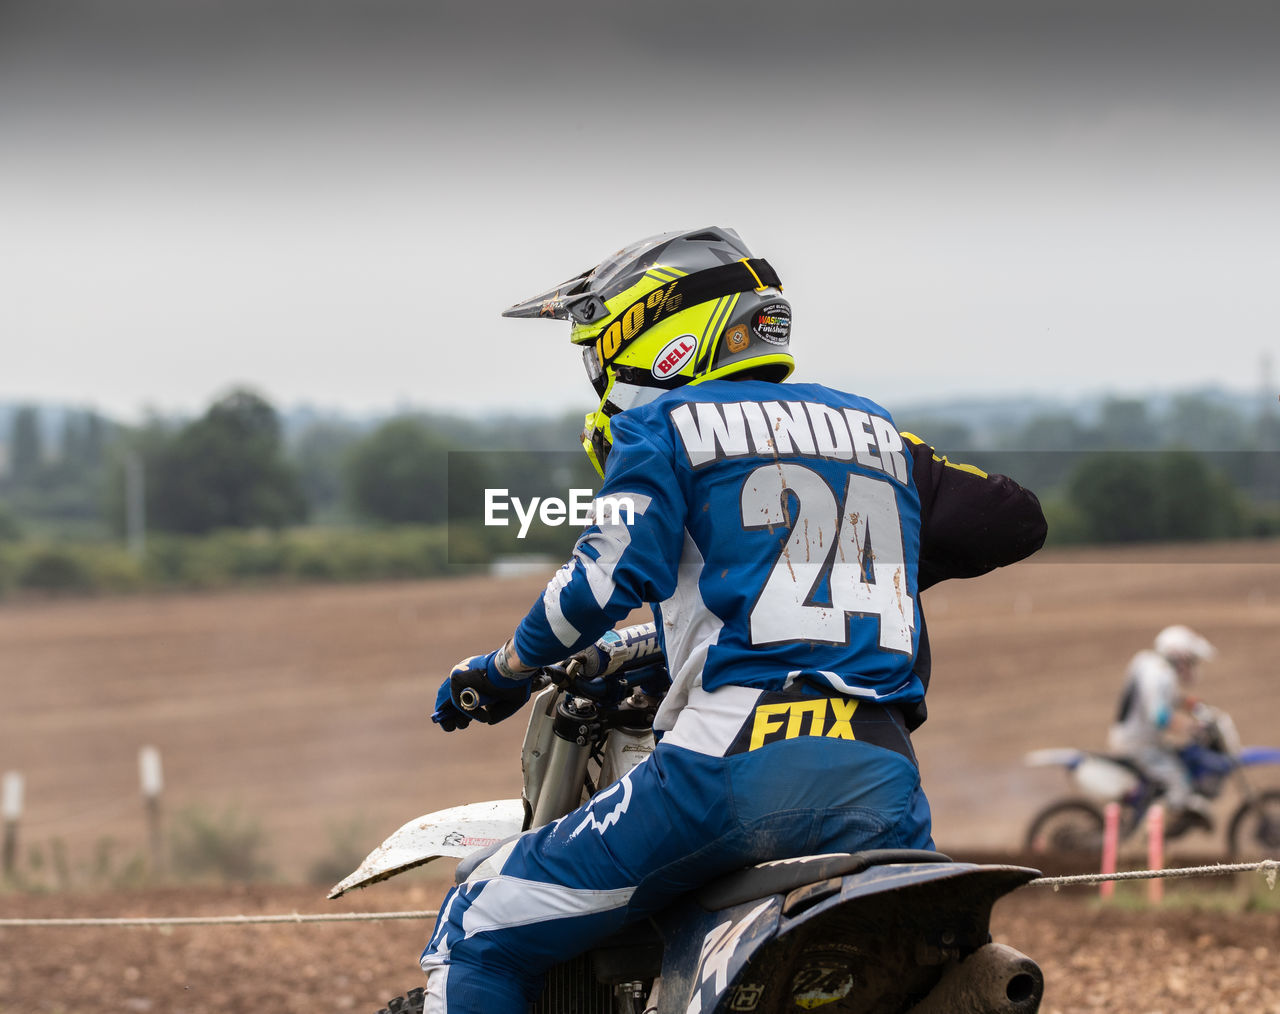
905 942 1043 1014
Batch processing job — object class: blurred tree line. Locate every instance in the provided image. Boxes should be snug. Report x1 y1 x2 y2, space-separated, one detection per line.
0 387 593 570
0 406 118 539
898 394 1280 544
0 388 1276 595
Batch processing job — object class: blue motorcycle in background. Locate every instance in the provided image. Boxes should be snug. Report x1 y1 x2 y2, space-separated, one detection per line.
1024 704 1280 857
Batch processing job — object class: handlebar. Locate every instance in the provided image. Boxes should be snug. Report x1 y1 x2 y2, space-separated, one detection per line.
451 624 668 715
535 622 667 704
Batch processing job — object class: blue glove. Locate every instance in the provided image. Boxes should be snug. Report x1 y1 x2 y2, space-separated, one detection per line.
431 648 533 732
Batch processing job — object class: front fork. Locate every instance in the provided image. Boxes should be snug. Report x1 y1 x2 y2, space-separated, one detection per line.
528 695 599 828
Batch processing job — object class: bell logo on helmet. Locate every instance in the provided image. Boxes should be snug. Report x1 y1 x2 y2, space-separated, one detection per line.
652 334 698 379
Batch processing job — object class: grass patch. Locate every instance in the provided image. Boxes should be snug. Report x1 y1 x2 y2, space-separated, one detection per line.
305 817 378 888
1095 872 1280 913
0 524 481 599
168 804 275 884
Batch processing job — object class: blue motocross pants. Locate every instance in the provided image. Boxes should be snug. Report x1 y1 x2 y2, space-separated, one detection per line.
419 734 932 1014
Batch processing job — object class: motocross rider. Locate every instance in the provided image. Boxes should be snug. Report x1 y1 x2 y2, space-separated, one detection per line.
421 227 1048 1014
1108 624 1218 818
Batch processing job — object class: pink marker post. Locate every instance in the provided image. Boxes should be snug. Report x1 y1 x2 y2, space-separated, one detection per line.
1147 804 1165 905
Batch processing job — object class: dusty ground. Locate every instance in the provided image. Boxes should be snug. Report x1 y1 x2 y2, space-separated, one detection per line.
2 540 1279 1011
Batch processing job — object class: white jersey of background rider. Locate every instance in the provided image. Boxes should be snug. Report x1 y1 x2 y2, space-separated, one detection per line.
1109 649 1181 752
512 379 925 731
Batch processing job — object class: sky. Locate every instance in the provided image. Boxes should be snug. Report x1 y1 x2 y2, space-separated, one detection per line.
2 0 1278 422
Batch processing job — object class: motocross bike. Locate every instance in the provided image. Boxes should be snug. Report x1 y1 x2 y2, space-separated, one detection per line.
1023 704 1280 858
332 625 1046 1014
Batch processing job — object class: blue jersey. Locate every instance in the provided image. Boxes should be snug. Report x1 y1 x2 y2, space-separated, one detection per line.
513 379 933 728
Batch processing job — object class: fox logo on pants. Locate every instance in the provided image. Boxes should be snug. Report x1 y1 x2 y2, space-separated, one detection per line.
567 766 637 841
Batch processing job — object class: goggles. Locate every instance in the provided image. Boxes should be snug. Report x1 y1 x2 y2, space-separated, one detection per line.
582 345 607 397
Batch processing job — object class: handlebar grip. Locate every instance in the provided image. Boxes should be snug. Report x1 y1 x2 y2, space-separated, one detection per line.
457 687 482 711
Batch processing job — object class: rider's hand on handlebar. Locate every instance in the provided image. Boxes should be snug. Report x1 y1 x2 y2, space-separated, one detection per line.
431 645 533 732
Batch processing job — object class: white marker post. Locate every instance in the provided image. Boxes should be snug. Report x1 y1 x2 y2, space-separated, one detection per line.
2 771 23 879
139 746 165 878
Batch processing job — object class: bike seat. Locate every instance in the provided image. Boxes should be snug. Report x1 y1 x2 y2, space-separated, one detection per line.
694 849 951 911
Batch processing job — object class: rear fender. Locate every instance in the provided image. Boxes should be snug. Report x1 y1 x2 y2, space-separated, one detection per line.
658 895 783 1014
657 861 1039 1014
327 798 524 898
1239 746 1280 767
1023 748 1084 769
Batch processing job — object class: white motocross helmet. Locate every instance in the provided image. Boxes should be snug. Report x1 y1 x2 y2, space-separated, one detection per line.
1153 625 1216 665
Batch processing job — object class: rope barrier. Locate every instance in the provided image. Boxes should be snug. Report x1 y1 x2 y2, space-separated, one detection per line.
0 859 1275 927
1029 858 1279 891
0 910 438 928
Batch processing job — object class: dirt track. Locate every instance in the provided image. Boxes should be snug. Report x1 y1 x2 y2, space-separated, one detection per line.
2 874 1279 1013
2 541 1279 1011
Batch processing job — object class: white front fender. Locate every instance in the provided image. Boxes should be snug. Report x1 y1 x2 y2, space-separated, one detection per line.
328 798 524 899
1023 748 1084 768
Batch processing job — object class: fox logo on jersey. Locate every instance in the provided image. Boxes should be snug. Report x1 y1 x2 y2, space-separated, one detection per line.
725 691 918 763
746 696 859 750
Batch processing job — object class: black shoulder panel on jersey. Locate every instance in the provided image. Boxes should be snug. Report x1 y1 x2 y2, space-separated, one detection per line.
904 434 1048 593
